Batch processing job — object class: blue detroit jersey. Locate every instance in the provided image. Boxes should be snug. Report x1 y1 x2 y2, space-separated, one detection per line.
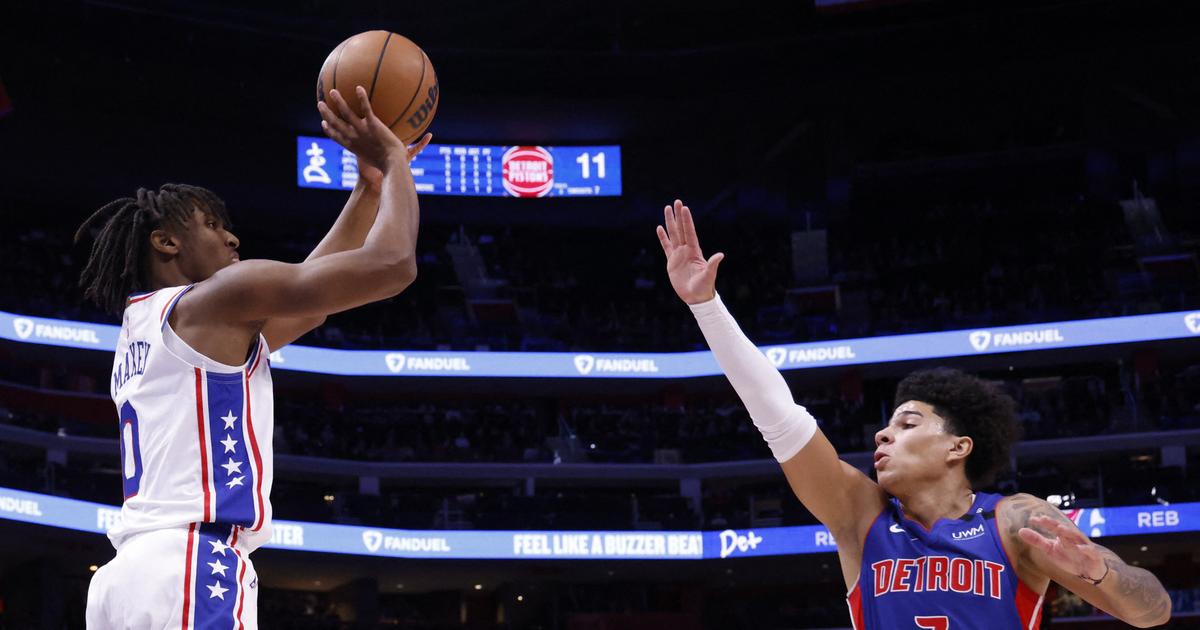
847 492 1044 629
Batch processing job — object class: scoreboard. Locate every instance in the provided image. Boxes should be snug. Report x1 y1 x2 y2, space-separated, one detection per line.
297 136 621 197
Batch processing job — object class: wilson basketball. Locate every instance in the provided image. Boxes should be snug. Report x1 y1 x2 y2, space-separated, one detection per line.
317 31 439 144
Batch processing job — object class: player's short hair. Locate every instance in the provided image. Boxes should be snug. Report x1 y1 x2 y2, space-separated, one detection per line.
894 367 1019 488
74 184 230 314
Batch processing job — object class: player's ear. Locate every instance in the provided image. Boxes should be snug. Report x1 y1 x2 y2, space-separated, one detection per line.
148 229 180 256
948 435 973 463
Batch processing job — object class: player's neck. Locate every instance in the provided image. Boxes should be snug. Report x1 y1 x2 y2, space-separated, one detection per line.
148 262 193 291
895 481 975 530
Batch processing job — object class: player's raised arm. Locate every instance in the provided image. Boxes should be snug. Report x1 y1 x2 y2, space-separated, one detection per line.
1001 494 1171 627
187 87 424 323
657 200 885 539
260 98 432 351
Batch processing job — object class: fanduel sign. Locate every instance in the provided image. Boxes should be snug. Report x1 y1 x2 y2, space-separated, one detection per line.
968 328 1064 352
765 345 856 367
361 530 452 554
573 355 660 375
1185 312 1200 335
4 309 1200 379
12 318 101 345
0 495 42 517
384 353 471 374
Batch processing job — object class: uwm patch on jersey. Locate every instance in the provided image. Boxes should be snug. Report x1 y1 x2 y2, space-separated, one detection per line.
107 286 275 553
847 493 1044 630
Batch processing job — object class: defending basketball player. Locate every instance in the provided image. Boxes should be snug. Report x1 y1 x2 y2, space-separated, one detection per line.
656 200 1171 628
77 87 428 629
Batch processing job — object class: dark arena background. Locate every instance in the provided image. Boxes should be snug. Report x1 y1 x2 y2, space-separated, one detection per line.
2 1 1200 628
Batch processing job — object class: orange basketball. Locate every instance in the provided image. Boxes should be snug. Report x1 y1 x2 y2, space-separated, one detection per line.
316 31 439 144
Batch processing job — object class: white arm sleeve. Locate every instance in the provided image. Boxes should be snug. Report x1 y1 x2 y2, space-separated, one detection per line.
689 293 817 462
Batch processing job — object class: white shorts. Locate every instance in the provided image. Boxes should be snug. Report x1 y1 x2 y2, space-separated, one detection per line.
87 524 259 630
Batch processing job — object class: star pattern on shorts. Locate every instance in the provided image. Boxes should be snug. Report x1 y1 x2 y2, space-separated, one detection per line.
221 411 238 430
208 539 229 556
206 581 228 600
220 435 238 453
207 559 229 577
225 475 245 489
220 457 243 476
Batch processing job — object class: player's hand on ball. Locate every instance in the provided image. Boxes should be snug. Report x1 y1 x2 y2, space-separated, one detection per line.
318 86 406 172
656 199 724 305
355 134 429 190
406 133 432 163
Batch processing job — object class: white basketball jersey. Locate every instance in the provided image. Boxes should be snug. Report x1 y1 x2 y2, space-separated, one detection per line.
108 285 274 553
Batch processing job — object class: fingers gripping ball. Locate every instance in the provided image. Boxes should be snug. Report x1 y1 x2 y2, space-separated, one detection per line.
317 31 439 144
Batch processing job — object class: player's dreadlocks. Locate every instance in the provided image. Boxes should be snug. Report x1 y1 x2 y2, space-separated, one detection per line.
74 184 231 314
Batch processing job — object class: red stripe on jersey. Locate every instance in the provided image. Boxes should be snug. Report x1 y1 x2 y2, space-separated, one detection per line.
995 496 1047 629
234 555 248 629
193 368 212 522
847 505 887 628
127 290 159 305
242 372 266 531
1015 580 1044 629
229 527 248 630
247 340 265 378
846 580 865 630
180 523 197 630
160 286 190 322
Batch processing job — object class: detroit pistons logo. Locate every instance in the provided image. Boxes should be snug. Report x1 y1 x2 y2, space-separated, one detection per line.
501 146 554 197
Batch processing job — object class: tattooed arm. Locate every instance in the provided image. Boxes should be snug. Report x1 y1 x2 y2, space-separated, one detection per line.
999 493 1172 628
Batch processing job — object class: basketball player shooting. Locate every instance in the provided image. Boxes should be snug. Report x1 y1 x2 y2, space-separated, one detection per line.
656 200 1171 628
76 87 429 629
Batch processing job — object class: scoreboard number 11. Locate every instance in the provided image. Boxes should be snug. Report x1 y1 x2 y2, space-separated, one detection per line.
575 152 607 179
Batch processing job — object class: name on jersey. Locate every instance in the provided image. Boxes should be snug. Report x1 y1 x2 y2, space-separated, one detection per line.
872 556 1005 600
112 341 151 392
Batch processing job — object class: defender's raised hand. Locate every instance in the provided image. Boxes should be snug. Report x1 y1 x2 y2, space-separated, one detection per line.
1018 514 1109 583
656 199 725 305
